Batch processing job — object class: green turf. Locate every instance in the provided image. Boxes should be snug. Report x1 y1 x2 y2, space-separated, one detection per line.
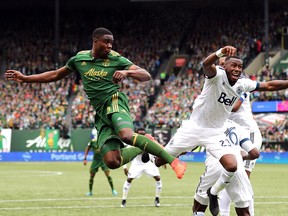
0 162 287 216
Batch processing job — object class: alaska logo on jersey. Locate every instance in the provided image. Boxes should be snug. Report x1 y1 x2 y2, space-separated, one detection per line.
217 92 237 106
84 68 108 77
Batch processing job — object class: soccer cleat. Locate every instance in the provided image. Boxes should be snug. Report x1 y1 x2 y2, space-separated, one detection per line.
112 189 118 196
170 158 187 179
154 197 160 207
86 191 93 196
121 199 126 207
207 187 219 216
141 152 150 163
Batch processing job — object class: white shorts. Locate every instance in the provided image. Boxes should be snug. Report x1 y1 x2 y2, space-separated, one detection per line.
194 153 253 208
165 120 237 160
127 162 160 179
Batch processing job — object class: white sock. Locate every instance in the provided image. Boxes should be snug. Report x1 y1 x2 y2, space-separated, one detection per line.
122 180 131 200
218 189 231 216
193 212 205 216
249 198 254 216
211 169 234 195
155 180 162 197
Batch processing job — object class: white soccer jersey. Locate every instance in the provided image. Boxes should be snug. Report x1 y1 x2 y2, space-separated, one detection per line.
165 68 258 160
229 87 263 172
229 91 262 149
191 67 258 128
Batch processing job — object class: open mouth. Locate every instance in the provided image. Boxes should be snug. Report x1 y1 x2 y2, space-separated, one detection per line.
231 73 240 79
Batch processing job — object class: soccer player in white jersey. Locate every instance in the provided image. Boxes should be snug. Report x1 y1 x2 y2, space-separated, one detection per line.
155 45 288 215
220 58 261 215
224 84 262 216
192 119 260 216
121 128 164 208
231 87 263 177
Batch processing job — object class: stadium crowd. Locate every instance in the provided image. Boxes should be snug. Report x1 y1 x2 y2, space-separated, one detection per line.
1 2 288 151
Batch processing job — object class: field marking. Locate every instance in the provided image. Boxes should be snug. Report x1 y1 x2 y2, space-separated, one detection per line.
0 170 62 176
0 196 288 203
1 201 288 211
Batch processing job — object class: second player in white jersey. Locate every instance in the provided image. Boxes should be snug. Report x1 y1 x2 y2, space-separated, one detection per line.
193 119 259 216
230 89 263 173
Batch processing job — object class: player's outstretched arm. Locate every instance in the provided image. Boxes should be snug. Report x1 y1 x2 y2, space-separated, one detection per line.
5 66 72 83
257 80 288 91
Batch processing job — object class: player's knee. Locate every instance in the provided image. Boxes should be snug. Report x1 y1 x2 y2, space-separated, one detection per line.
220 154 237 172
103 155 121 169
225 163 237 172
118 129 134 144
104 160 121 169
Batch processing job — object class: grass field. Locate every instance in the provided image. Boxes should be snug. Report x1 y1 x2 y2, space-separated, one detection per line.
0 162 287 216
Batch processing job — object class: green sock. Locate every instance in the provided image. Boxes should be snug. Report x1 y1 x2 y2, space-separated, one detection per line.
131 133 175 164
107 176 114 190
120 146 143 166
89 178 94 192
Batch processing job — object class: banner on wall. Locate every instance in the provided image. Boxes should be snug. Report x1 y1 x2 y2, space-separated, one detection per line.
0 152 287 164
252 100 288 113
11 129 92 152
0 128 12 152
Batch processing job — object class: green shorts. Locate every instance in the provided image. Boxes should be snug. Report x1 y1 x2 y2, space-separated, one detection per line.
95 92 134 155
90 152 109 173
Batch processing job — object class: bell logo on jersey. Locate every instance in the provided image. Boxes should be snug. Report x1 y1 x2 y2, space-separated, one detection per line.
217 92 237 106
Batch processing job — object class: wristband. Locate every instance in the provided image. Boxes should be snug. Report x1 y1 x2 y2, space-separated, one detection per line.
216 48 224 58
239 97 244 102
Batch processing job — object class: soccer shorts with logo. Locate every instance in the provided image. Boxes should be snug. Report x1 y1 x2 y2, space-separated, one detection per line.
94 92 134 155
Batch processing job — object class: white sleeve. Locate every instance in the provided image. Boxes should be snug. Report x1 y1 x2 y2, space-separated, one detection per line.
243 78 258 92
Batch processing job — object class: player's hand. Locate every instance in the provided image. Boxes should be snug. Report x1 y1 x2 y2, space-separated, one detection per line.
113 70 128 84
240 150 248 160
5 70 26 83
145 133 157 142
123 168 128 176
83 159 87 166
221 46 237 56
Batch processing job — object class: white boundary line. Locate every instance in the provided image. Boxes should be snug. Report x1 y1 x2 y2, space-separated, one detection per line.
0 202 288 211
0 170 62 176
0 196 287 203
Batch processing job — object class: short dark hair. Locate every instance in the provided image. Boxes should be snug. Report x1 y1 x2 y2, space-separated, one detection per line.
225 56 242 62
136 127 146 133
92 27 113 39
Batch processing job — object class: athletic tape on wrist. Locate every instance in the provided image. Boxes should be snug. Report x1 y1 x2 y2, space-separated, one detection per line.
216 48 224 58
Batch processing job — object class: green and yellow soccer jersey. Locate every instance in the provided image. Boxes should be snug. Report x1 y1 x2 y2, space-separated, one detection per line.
66 50 133 111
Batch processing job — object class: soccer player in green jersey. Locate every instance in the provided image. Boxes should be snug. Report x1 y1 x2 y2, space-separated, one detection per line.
5 27 186 179
83 133 118 196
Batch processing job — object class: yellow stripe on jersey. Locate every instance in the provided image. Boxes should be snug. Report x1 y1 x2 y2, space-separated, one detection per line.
132 133 138 146
112 92 119 112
